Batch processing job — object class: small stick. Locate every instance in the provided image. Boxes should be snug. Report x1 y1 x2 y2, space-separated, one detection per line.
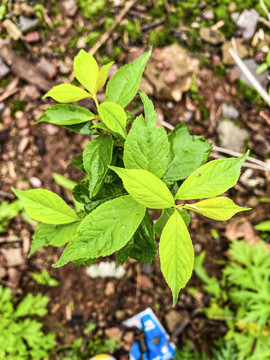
89 0 137 56
0 190 15 199
229 39 270 106
258 16 270 29
260 0 270 22
160 120 270 171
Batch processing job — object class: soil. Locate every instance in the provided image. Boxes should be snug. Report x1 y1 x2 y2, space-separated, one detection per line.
0 1 270 358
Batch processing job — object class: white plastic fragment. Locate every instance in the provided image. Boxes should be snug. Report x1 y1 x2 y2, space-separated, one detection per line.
86 261 126 279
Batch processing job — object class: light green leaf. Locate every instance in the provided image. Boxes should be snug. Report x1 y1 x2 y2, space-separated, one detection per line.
154 208 190 236
52 173 76 191
184 197 251 221
83 135 114 198
73 49 99 94
110 167 175 209
254 220 270 232
162 123 212 185
53 195 145 267
95 61 114 92
12 188 79 224
36 104 96 126
117 211 157 264
139 91 158 123
124 114 169 178
175 152 249 200
106 49 151 107
98 101 127 138
43 84 90 103
159 210 194 306
29 222 79 256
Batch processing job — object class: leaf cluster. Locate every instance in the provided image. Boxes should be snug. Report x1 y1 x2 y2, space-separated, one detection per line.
0 286 55 359
13 49 249 305
194 240 270 359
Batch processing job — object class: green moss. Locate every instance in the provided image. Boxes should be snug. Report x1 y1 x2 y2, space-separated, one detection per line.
125 20 141 40
148 28 173 47
10 100 24 117
77 0 105 20
237 80 261 103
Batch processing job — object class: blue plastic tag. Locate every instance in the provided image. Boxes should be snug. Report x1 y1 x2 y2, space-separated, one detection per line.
123 308 175 360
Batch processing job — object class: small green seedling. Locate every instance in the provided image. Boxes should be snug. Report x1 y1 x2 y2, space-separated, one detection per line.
12 49 250 305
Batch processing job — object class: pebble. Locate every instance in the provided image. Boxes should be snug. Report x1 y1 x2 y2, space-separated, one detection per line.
234 59 269 88
227 68 240 83
18 137 29 153
58 61 71 74
23 85 38 100
0 57 10 79
182 109 194 123
115 310 125 320
200 27 225 45
217 120 248 152
222 103 239 120
136 274 154 290
62 0 78 17
0 102 6 114
105 281 115 296
232 9 259 40
165 310 184 333
29 177 42 188
19 15 39 33
25 31 40 43
2 248 24 267
3 19 22 40
222 40 248 65
202 9 215 20
141 263 154 275
37 58 57 79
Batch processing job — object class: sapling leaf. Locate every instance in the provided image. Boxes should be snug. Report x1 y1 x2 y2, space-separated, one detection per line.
123 114 169 178
73 49 99 94
184 197 251 221
159 210 194 306
110 167 175 209
36 104 96 126
98 101 127 138
117 211 157 264
106 49 151 107
43 84 90 103
83 135 114 198
53 195 146 267
29 222 79 256
175 152 249 200
139 91 158 123
154 208 191 236
66 121 99 135
95 61 114 93
12 188 79 224
162 123 212 185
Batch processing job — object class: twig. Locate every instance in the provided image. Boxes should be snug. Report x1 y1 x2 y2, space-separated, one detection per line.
160 120 270 171
0 190 15 199
0 87 19 102
89 0 137 56
212 145 270 170
258 16 270 29
260 0 270 22
228 40 270 106
141 18 166 32
210 153 269 171
41 8 54 30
